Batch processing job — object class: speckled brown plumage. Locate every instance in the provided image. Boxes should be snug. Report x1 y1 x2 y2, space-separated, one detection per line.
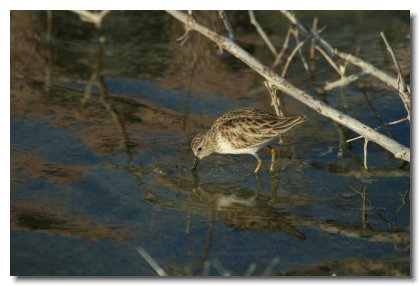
191 108 307 173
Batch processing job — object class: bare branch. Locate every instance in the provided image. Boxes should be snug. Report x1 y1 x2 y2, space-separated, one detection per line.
323 72 364 92
315 45 341 75
166 10 410 162
281 11 411 98
364 139 369 169
248 11 277 56
218 11 235 42
281 37 309 78
291 29 310 73
264 81 283 117
380 32 411 119
347 117 409 143
336 50 411 94
137 247 168 276
272 27 293 69
309 17 318 62
280 10 335 56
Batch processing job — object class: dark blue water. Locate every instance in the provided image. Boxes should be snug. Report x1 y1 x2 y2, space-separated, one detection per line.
11 11 410 276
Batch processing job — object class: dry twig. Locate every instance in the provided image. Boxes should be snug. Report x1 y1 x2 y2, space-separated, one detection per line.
272 27 293 69
281 11 411 95
166 10 410 162
347 117 409 143
291 29 310 73
264 81 283 117
323 72 364 92
280 10 334 56
137 247 168 276
218 11 235 41
364 139 369 169
249 11 277 56
315 45 341 75
380 32 410 119
309 17 318 63
281 37 309 78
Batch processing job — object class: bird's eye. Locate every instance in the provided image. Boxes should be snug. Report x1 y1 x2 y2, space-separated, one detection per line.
198 147 202 151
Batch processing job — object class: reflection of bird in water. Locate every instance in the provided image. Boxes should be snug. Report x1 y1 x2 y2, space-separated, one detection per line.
191 186 306 241
146 171 305 240
191 108 307 174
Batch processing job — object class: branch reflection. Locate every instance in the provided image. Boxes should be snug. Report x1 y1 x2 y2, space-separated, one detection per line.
79 24 133 164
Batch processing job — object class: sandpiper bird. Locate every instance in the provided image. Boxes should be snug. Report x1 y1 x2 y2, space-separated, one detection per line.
191 107 307 174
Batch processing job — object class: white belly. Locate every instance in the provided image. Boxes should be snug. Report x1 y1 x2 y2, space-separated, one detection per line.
216 135 273 155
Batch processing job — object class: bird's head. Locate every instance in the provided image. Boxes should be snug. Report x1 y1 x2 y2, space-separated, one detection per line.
191 132 214 170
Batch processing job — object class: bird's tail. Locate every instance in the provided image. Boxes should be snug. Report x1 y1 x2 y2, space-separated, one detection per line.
273 115 307 134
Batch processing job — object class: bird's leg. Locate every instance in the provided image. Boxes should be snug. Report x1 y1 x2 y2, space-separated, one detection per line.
253 153 263 174
268 145 276 173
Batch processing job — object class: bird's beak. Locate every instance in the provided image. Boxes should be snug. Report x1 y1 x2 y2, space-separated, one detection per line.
192 157 200 170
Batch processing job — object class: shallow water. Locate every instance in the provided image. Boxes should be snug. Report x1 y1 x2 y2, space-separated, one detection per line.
11 11 410 276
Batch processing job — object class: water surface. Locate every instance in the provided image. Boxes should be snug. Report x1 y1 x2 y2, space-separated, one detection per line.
11 11 410 276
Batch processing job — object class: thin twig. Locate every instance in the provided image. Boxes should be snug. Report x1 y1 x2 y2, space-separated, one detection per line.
347 117 409 143
380 32 410 119
362 90 394 138
272 27 293 69
291 29 310 73
176 12 194 45
218 11 235 41
364 139 369 169
309 17 317 61
336 50 411 94
281 10 411 96
281 37 309 78
137 247 168 276
280 10 334 56
167 10 410 162
264 81 283 116
322 72 364 92
315 45 341 75
309 17 318 71
249 11 277 56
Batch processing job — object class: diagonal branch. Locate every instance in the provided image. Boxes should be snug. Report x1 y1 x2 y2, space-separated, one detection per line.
218 11 235 42
248 10 277 57
281 36 309 78
291 29 310 73
272 27 293 69
380 32 410 119
280 10 411 98
280 10 334 56
166 10 410 163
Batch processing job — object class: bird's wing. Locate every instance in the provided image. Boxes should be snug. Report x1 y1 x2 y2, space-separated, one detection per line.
217 115 307 149
217 117 279 149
